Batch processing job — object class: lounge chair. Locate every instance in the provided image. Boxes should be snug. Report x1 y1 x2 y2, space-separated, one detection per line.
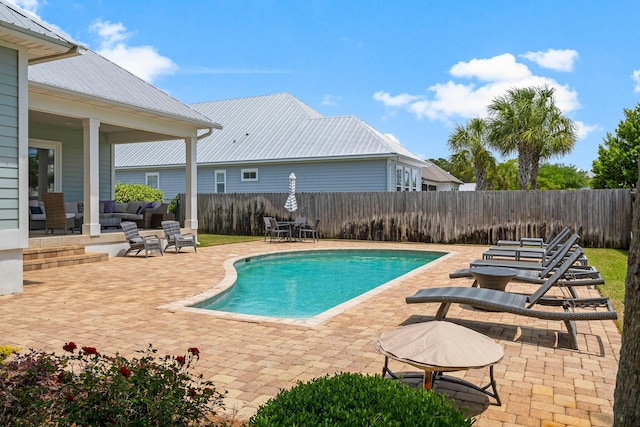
161 220 197 253
453 235 602 287
406 249 617 350
42 192 76 234
482 228 574 262
470 234 587 270
268 217 291 242
495 226 570 247
121 221 163 257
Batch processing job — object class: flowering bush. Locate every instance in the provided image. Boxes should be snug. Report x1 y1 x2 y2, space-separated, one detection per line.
0 343 228 426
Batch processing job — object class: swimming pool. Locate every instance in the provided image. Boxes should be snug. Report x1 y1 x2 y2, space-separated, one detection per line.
190 249 445 320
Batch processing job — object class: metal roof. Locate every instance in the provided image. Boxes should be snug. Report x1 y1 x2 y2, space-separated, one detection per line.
115 93 427 167
422 162 463 184
28 50 220 128
0 1 83 62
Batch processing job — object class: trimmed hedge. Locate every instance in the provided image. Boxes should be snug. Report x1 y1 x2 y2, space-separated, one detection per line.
249 372 473 426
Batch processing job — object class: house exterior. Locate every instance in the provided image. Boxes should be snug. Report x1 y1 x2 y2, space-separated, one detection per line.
0 1 83 295
421 161 463 191
1 1 221 295
115 93 428 199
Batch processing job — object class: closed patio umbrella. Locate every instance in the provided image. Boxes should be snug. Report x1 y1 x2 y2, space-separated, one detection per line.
284 172 298 213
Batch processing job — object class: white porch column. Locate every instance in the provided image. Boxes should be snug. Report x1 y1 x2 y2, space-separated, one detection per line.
82 118 101 236
184 135 198 230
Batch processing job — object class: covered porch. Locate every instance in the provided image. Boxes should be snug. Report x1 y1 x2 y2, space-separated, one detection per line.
26 49 222 238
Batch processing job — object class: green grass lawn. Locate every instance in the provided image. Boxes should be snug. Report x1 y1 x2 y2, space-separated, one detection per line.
197 234 263 247
583 247 628 331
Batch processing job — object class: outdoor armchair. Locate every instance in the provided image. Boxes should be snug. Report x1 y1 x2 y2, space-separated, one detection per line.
121 221 163 257
161 220 197 253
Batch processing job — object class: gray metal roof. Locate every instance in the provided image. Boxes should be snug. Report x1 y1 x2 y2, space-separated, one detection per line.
29 50 220 127
422 163 463 184
0 1 83 62
115 93 427 167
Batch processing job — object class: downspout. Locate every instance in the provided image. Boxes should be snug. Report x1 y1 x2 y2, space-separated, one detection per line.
197 128 214 140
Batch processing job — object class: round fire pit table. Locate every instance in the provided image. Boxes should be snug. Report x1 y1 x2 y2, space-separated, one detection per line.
375 321 503 405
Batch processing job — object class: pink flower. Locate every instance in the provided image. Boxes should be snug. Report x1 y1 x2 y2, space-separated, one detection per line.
63 342 77 353
188 347 200 356
189 388 197 397
176 355 185 365
65 394 75 401
82 346 98 355
119 365 131 378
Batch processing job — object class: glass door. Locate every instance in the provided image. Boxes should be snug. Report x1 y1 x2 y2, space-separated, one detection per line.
28 139 62 198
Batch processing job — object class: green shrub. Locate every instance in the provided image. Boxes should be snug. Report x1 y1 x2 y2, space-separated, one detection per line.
168 193 180 214
249 372 473 426
0 343 227 426
115 182 164 203
0 345 19 364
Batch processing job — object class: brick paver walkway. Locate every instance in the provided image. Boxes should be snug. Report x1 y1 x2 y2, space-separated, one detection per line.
0 240 620 426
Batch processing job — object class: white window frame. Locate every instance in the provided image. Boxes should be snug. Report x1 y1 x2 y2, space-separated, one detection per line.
29 138 62 193
395 166 403 192
215 169 226 193
241 168 258 182
145 172 159 189
411 168 418 191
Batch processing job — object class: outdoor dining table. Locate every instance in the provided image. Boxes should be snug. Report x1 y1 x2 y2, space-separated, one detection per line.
375 321 503 405
276 220 303 242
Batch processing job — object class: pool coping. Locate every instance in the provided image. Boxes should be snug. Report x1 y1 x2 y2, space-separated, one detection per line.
158 247 456 327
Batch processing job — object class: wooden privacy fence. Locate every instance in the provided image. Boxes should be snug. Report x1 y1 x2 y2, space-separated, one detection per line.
186 189 633 248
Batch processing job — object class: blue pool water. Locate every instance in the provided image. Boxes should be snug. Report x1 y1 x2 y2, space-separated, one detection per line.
192 249 445 319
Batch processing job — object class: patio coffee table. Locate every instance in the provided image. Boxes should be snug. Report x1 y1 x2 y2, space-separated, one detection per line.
469 266 518 291
375 321 503 405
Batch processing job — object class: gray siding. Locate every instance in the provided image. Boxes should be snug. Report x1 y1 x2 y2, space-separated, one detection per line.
30 123 113 202
116 159 391 201
0 45 18 230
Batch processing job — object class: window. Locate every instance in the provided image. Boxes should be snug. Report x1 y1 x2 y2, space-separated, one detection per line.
411 169 418 191
396 166 403 191
404 168 410 191
241 168 258 182
145 172 159 189
215 170 226 193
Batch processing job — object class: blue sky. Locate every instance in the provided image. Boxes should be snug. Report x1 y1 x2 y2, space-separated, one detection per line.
14 0 640 171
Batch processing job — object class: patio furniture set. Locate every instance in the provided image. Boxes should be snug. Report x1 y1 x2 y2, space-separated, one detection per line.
122 220 196 258
29 192 172 233
263 216 320 242
375 227 617 405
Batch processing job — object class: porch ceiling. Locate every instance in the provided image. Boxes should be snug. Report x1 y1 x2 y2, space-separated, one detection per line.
29 110 181 143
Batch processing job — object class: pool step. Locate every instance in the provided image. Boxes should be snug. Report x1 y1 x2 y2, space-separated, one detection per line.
23 245 109 272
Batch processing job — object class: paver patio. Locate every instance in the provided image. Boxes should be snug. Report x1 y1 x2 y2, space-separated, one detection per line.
0 240 620 426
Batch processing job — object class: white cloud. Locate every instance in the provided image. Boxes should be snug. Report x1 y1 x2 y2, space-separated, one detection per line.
6 0 40 14
374 53 580 124
521 49 579 72
632 69 640 93
574 121 601 140
89 20 177 83
450 53 531 82
321 94 342 107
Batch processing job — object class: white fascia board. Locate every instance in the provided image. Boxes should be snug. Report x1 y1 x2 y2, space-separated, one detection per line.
29 83 221 133
29 90 207 139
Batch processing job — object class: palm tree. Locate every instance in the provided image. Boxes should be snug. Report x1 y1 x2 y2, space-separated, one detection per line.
487 86 577 190
447 117 495 190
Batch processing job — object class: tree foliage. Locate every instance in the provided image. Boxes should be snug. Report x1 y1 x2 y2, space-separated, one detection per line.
487 86 577 190
591 103 640 189
447 117 496 190
536 163 590 190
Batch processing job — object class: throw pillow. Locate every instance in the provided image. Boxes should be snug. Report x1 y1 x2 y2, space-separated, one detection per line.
136 205 144 214
30 206 43 215
101 200 116 213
